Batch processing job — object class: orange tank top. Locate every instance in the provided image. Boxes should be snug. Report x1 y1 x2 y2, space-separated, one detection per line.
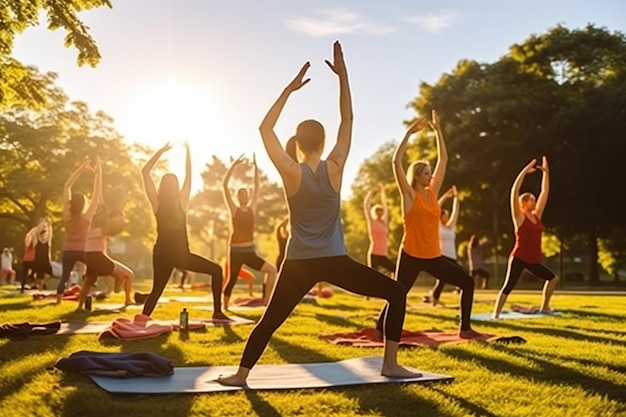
402 188 441 259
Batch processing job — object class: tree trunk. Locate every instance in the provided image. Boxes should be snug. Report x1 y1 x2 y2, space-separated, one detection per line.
587 228 599 286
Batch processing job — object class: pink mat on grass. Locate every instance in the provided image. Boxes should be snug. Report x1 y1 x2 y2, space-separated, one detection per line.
321 328 498 348
234 297 266 307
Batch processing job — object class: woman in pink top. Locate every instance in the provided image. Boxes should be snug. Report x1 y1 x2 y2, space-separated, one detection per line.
493 156 559 318
364 183 395 277
56 159 102 304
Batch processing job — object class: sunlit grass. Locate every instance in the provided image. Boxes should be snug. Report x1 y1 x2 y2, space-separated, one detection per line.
0 280 625 417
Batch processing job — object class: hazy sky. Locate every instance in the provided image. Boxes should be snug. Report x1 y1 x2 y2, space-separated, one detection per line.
12 1 626 195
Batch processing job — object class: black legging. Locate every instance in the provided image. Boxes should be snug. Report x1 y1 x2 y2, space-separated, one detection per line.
430 255 460 300
239 255 407 369
501 256 556 295
377 251 475 331
142 252 224 316
57 250 84 294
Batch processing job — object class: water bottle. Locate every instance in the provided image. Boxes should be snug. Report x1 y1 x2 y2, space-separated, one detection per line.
179 307 189 330
85 295 92 311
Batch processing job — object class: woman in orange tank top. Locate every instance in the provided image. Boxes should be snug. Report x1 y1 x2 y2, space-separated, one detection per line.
376 111 481 338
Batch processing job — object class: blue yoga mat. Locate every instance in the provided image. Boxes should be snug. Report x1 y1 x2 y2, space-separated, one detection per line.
471 310 562 321
90 356 453 394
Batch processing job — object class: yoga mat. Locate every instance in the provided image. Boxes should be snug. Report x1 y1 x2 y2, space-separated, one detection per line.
321 328 504 348
89 356 452 394
471 310 562 321
56 316 254 335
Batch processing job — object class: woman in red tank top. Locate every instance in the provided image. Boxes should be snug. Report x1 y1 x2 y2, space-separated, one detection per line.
222 154 277 310
493 156 559 318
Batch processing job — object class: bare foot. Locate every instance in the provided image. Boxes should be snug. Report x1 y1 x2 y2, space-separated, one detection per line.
213 311 231 321
381 363 422 378
458 329 485 339
215 374 247 387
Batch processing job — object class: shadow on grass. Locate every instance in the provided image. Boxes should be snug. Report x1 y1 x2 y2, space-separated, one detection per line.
428 386 500 417
219 322 246 344
474 319 626 347
0 333 73 400
559 309 626 323
440 344 626 404
313 312 366 329
0 299 35 312
245 391 282 417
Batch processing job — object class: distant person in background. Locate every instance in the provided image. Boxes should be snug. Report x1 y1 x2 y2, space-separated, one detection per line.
77 175 134 309
141 142 228 319
19 221 40 292
57 158 102 304
32 217 54 290
423 185 461 306
493 156 559 318
1 247 16 284
222 154 277 309
364 183 395 278
468 234 490 290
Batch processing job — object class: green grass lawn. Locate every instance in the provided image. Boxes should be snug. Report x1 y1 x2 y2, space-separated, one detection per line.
1 279 625 417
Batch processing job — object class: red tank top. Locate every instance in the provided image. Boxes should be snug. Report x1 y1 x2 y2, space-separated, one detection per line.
230 208 255 244
510 214 543 263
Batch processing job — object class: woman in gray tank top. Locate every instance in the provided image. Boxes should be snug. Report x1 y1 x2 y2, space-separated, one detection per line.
217 41 421 386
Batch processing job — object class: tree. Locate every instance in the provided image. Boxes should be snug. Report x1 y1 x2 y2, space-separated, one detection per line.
1 0 112 108
0 73 153 263
409 24 626 284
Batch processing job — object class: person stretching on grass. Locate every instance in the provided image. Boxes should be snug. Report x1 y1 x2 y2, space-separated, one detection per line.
222 154 277 310
375 111 481 339
140 142 229 320
56 159 102 304
217 41 420 387
423 185 461 306
492 156 559 319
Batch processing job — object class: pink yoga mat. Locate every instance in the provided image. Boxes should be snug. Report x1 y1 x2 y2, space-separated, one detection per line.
321 328 506 348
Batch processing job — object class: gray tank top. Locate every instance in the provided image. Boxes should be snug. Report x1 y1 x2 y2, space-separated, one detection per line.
286 161 346 259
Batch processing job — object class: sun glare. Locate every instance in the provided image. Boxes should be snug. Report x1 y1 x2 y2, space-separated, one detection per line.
119 78 230 184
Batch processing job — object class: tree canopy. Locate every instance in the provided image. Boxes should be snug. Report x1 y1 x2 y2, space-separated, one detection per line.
0 0 112 109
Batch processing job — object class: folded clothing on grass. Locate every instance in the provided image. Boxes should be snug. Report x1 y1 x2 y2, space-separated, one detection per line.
0 322 61 339
99 314 204 341
54 350 173 377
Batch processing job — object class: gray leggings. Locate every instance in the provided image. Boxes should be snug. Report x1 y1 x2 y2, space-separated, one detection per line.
239 255 407 369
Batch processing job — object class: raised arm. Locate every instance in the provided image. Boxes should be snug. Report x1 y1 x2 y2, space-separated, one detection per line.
63 160 90 218
259 63 310 195
250 154 260 210
448 186 460 229
363 187 375 221
380 183 389 222
179 142 192 209
326 41 353 189
534 156 550 219
510 159 537 229
429 110 448 197
222 155 244 214
394 118 426 214
84 157 102 220
141 142 172 213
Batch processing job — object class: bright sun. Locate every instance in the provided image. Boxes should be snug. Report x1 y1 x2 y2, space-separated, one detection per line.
118 77 228 181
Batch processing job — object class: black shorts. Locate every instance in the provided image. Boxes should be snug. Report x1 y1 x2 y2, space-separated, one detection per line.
84 252 115 277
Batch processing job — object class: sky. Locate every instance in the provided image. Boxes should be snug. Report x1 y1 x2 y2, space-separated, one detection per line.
12 0 626 196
